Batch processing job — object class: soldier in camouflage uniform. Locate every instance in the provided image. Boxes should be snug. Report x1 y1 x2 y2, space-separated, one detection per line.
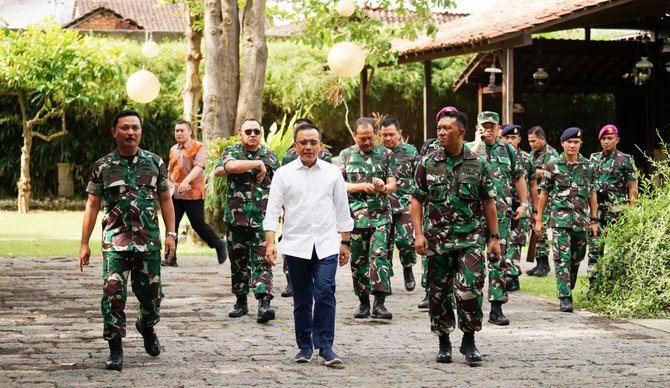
588 124 637 267
500 124 538 292
381 117 419 292
535 127 599 313
339 117 397 319
214 118 279 324
279 119 333 298
467 112 528 326
79 110 176 371
527 126 559 276
410 109 501 364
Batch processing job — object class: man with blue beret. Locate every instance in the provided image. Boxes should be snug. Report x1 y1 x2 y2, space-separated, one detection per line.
534 127 598 313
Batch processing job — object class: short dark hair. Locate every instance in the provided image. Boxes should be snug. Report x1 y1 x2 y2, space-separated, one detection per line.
438 110 468 130
240 118 262 130
380 117 401 131
112 110 142 128
294 123 322 141
354 117 376 134
175 120 192 129
528 126 545 138
293 118 314 128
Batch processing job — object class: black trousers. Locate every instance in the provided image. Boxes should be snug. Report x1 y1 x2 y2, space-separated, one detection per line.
173 198 222 251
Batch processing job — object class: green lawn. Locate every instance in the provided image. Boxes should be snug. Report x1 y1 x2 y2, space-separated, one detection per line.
520 274 589 307
0 211 214 257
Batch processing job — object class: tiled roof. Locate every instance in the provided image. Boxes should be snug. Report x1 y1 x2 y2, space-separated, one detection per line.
362 7 466 25
71 0 184 32
62 6 143 30
392 0 625 57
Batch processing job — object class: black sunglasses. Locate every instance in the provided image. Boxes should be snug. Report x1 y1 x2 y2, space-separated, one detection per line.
244 128 262 136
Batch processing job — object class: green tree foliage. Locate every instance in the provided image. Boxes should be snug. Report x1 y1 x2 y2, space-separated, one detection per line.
584 146 670 318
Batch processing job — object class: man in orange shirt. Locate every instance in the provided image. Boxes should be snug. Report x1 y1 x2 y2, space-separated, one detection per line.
162 120 227 267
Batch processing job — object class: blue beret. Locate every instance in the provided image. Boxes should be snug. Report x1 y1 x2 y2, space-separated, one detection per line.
501 124 521 136
560 127 582 141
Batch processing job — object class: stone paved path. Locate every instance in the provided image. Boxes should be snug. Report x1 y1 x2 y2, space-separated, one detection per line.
1 255 669 387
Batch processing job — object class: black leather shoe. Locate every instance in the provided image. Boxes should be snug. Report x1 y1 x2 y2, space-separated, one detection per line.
228 294 249 318
257 294 275 323
135 319 161 357
559 297 573 313
459 332 482 363
488 302 510 326
354 294 370 318
215 242 227 265
105 337 123 371
403 267 416 291
436 335 452 363
281 275 293 298
160 257 178 267
418 293 429 309
371 294 392 319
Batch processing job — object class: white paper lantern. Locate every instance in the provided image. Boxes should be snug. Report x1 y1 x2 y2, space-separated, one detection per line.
141 40 160 58
336 0 356 17
327 42 366 77
126 70 160 103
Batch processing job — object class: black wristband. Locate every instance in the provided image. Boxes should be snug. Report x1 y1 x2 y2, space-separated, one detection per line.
340 240 351 247
490 233 500 240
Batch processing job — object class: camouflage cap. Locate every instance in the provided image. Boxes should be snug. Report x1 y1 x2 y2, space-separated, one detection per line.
477 111 499 125
501 124 521 136
560 127 582 141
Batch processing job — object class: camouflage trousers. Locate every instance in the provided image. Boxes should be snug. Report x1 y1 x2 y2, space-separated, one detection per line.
531 210 551 259
552 227 587 299
488 217 510 303
421 255 428 290
386 209 417 269
426 232 485 336
510 216 531 276
226 223 273 298
350 224 392 296
588 215 615 267
101 251 162 340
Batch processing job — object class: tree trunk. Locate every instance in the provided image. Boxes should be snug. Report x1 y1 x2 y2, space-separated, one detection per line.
236 0 268 128
202 0 239 143
183 3 203 137
17 127 32 214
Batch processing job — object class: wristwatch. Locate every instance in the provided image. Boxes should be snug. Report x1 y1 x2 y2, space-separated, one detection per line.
490 233 500 240
340 240 351 247
167 232 178 238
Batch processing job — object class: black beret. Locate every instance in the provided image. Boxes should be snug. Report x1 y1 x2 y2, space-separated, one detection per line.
560 127 582 141
501 124 521 136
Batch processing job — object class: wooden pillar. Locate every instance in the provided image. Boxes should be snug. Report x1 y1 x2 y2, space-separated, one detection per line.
423 60 435 140
359 68 368 117
501 47 514 124
477 84 484 114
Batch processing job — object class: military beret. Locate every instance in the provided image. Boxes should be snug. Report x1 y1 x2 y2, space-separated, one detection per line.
560 127 583 141
477 111 499 125
501 124 521 136
435 106 459 122
598 124 618 140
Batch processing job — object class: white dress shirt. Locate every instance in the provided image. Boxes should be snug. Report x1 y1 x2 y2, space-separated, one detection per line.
263 158 354 260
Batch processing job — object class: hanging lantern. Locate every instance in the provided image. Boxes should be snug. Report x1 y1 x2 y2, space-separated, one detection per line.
327 42 366 77
141 40 160 58
633 56 653 85
532 67 549 88
336 0 356 17
484 63 502 91
126 69 161 103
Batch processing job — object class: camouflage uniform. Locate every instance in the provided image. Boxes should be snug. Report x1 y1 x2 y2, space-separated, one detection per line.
412 147 496 335
86 148 170 340
588 150 636 265
386 142 419 269
339 144 394 296
539 153 595 299
510 149 537 275
531 144 559 260
467 139 524 302
217 143 278 298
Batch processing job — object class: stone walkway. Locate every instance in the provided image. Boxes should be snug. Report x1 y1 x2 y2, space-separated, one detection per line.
0 255 669 387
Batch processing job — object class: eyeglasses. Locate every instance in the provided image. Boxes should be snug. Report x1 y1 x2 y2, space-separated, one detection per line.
296 140 320 147
244 129 262 136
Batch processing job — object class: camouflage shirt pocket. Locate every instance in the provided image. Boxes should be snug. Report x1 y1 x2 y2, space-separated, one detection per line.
105 181 127 204
428 184 448 202
457 171 480 200
554 174 572 197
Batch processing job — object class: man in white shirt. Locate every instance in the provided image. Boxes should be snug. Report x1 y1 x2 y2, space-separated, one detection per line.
264 123 354 366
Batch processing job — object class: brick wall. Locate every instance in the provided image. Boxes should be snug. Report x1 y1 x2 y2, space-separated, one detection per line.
74 11 140 30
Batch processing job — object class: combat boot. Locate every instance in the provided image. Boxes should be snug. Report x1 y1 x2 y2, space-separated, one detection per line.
105 337 123 371
506 276 520 292
135 319 161 357
559 297 573 313
488 301 510 326
534 256 550 277
354 293 370 318
215 241 228 265
228 294 249 318
418 292 429 309
371 294 393 320
257 294 276 323
436 334 452 363
403 266 416 291
525 262 538 276
459 332 482 363
281 275 293 297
